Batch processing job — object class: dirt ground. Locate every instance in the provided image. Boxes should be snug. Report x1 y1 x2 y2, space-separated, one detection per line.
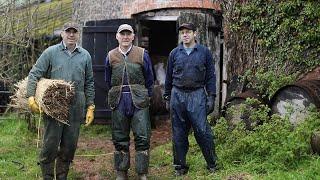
72 117 172 179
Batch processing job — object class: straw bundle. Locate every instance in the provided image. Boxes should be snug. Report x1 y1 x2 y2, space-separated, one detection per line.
9 77 29 111
10 77 75 125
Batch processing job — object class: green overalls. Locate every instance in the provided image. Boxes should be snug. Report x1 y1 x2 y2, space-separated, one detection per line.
27 42 95 179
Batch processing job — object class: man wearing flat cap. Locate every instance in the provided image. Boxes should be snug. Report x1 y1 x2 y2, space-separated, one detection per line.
105 24 154 180
26 21 95 179
164 22 218 175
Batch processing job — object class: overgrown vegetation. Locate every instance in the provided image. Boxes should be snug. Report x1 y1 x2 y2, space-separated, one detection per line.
0 0 72 86
223 0 320 98
216 101 320 171
1 107 320 179
0 114 39 178
151 101 320 179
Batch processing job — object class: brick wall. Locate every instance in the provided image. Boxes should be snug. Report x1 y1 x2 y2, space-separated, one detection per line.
73 0 221 23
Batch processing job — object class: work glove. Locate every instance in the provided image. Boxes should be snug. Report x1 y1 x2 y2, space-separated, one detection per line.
206 95 215 115
28 96 41 113
85 105 95 126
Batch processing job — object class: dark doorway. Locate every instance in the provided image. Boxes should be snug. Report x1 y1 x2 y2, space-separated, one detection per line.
139 20 177 84
138 20 177 123
142 20 177 56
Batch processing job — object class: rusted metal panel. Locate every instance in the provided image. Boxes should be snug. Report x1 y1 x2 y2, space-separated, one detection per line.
270 80 320 126
311 131 320 155
223 89 264 130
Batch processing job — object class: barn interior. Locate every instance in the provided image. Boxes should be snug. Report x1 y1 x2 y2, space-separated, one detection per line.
137 19 178 123
138 20 177 85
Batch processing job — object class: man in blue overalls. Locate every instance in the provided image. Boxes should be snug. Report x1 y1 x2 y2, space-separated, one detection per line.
163 23 217 175
105 24 154 180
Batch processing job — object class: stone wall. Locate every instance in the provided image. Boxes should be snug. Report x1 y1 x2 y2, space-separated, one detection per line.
73 0 129 23
73 0 221 24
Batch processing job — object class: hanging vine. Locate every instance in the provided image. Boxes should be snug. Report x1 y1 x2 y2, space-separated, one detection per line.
220 0 320 98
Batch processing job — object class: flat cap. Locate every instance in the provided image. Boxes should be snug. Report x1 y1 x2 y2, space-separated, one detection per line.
117 24 134 33
178 23 196 31
63 22 80 32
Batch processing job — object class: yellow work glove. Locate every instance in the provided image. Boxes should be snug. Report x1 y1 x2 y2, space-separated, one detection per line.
85 105 95 126
28 96 41 113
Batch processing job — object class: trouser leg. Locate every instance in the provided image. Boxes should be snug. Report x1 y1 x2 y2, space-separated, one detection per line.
114 151 130 180
56 120 80 180
170 90 190 172
135 150 149 175
114 151 130 171
112 110 131 179
131 108 151 175
39 162 55 180
39 116 63 180
188 90 217 169
192 120 217 168
112 110 130 152
55 160 71 180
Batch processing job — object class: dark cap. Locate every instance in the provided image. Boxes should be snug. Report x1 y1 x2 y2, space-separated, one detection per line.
63 22 80 32
117 24 134 33
178 23 196 31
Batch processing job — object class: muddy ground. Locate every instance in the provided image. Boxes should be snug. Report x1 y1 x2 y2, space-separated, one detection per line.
72 118 172 179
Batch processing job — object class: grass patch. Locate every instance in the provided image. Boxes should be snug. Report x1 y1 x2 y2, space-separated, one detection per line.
0 114 40 179
2 110 320 179
151 134 320 179
0 113 113 179
80 124 112 139
150 108 320 179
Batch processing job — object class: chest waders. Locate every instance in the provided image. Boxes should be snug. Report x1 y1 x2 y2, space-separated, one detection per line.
108 46 151 178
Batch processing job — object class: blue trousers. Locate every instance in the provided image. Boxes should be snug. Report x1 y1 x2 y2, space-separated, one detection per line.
170 87 217 169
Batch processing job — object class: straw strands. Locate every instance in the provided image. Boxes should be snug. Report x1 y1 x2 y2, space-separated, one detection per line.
10 77 75 124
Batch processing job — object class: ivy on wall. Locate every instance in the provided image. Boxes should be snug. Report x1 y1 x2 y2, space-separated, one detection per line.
225 0 320 98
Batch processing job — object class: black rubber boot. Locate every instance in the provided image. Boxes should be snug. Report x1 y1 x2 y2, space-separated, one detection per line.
116 170 128 180
40 162 55 180
56 159 71 180
135 150 149 176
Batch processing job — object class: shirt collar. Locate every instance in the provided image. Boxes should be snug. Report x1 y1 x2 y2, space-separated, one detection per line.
178 42 199 51
61 41 80 52
118 45 132 56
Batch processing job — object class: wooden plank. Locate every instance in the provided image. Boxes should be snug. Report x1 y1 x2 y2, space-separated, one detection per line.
85 20 95 26
94 33 108 66
92 70 110 122
106 32 118 52
82 32 95 62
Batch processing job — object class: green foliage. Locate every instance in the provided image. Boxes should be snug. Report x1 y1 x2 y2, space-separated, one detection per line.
0 0 72 82
80 124 112 138
231 0 320 98
0 113 113 179
243 68 297 98
214 105 320 173
0 114 40 179
149 99 320 178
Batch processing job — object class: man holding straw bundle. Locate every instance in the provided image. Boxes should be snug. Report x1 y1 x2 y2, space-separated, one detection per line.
26 22 95 180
